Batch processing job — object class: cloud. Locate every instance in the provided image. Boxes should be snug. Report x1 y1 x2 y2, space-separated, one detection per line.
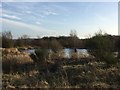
26 11 32 14
1 18 60 38
32 13 45 18
0 3 2 8
1 0 14 2
0 10 2 17
36 21 41 25
42 10 58 16
2 9 23 16
51 4 68 12
2 0 119 2
96 15 108 21
2 14 22 20
1 18 45 32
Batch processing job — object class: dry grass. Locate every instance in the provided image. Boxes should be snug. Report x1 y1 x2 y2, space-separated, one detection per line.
2 71 49 88
1 48 120 89
2 48 33 73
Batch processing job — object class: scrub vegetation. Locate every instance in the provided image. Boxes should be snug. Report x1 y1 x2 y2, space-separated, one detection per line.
1 30 120 89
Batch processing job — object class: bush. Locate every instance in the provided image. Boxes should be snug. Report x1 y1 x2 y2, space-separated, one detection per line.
86 31 117 65
115 37 120 59
50 39 63 53
102 52 117 65
32 48 49 64
50 50 64 60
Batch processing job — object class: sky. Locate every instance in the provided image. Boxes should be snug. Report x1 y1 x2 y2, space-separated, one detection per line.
0 2 118 39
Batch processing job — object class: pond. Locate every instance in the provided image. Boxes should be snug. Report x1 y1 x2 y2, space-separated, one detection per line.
64 48 89 58
22 48 90 58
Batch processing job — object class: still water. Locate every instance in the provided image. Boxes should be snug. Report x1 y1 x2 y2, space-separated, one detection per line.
64 48 89 58
24 48 89 58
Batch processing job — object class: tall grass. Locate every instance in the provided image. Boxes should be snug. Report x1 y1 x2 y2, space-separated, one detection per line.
2 48 33 73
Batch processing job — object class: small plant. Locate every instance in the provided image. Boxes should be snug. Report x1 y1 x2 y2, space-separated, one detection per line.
30 48 50 73
35 48 48 63
31 48 49 68
103 52 117 65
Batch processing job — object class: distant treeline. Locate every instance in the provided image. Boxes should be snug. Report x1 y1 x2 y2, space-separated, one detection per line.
14 36 85 49
15 36 120 49
1 31 120 51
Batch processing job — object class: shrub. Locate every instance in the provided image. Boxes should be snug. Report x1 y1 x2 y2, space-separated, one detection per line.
48 40 64 59
115 37 120 59
50 39 63 53
50 50 65 60
102 52 117 65
86 31 117 65
31 48 49 64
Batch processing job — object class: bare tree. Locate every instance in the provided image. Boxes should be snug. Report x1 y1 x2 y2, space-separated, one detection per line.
70 30 77 37
69 30 79 52
20 35 29 39
2 31 13 48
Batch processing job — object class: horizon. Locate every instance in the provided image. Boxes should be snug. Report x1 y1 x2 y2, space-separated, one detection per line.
0 2 118 39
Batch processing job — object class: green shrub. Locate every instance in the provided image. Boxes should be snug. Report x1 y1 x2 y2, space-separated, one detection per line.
86 31 117 65
115 37 120 59
34 48 49 64
102 52 117 65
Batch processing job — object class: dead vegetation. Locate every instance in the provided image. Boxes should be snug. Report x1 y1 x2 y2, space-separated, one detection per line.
1 48 120 89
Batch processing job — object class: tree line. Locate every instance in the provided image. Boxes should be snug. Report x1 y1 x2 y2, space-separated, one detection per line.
1 30 120 50
2 30 85 49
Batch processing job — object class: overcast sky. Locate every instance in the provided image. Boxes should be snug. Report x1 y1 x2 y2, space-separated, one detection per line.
1 2 118 39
